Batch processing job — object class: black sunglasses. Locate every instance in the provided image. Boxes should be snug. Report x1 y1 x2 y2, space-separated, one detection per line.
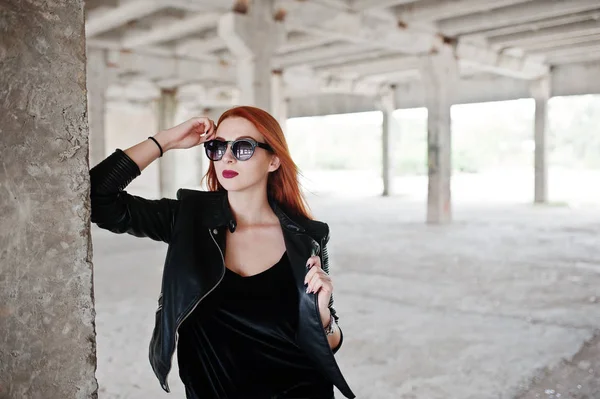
204 138 274 161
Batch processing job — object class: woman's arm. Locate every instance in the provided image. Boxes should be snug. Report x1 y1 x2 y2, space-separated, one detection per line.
90 117 216 243
90 148 178 242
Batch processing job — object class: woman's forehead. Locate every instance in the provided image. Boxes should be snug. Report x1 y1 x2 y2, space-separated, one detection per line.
216 117 263 141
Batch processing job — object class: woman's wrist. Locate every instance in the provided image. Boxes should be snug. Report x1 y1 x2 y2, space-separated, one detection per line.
153 131 175 153
320 308 331 327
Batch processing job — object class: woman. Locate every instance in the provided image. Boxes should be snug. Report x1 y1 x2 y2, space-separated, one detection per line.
90 106 355 399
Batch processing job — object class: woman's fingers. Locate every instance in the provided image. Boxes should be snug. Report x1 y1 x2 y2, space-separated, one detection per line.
305 254 331 294
305 255 321 269
306 270 332 294
303 255 321 284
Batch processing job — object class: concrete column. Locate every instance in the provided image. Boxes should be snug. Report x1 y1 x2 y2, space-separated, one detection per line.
218 0 285 111
87 49 108 167
174 102 205 190
0 1 97 397
378 86 397 197
420 45 458 224
271 69 288 132
157 89 178 198
531 75 550 204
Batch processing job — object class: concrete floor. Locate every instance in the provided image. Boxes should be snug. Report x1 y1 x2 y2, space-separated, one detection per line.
92 195 600 399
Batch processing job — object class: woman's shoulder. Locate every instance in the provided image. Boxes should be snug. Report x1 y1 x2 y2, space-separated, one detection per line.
296 216 330 244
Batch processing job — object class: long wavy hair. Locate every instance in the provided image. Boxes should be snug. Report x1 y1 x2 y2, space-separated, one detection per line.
204 106 312 221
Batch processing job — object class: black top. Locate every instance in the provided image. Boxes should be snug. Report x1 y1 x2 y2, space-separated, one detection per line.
177 251 333 399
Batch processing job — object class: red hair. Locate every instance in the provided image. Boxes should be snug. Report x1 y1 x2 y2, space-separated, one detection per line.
203 106 313 221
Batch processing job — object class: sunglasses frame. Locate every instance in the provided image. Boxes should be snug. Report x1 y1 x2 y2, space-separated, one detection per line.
204 138 274 161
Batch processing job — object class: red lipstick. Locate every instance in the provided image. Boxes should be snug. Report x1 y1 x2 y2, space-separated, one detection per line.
222 170 239 178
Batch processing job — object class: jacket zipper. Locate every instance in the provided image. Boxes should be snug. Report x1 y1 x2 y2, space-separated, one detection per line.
162 228 226 392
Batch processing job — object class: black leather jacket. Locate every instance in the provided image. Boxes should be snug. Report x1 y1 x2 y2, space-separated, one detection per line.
89 150 355 399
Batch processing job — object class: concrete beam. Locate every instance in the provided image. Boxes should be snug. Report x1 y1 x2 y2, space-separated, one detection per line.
277 35 338 54
112 51 235 83
396 0 530 22
287 60 600 117
284 67 384 97
439 0 600 36
176 83 238 107
288 94 377 117
456 41 550 79
105 80 162 102
552 61 600 95
87 38 220 62
317 55 420 78
549 50 600 65
351 0 418 11
531 41 600 59
307 49 394 69
275 43 370 68
521 33 600 51
175 36 226 57
471 11 600 39
85 0 167 37
489 20 600 49
178 34 339 58
280 0 548 80
122 12 220 48
281 0 440 54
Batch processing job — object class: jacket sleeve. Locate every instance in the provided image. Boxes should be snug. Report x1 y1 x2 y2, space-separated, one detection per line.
320 227 345 354
89 149 179 243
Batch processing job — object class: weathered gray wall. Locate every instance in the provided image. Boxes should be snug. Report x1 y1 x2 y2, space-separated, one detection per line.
0 1 98 398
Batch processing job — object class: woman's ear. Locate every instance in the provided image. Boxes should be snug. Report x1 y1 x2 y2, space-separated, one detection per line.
268 155 281 172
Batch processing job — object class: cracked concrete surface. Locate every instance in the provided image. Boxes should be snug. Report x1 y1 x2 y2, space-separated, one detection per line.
92 195 600 399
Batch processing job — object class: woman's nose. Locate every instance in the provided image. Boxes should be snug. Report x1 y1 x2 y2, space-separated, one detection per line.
221 144 236 163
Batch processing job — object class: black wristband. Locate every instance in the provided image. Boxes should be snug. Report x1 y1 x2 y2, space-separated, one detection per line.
148 136 163 157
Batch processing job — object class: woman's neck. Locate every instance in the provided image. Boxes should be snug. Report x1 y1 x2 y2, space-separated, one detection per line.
226 188 278 227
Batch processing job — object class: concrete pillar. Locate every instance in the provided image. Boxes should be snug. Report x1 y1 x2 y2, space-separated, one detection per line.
378 86 397 197
218 0 285 112
420 45 458 224
271 69 288 132
531 75 550 204
0 1 98 397
87 49 108 167
157 89 178 198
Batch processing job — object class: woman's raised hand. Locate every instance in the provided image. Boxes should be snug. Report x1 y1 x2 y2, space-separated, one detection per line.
156 117 217 151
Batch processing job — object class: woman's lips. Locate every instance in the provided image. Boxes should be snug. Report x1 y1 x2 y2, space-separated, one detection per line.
222 170 239 178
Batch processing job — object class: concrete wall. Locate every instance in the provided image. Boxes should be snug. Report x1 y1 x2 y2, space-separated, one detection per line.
0 1 98 398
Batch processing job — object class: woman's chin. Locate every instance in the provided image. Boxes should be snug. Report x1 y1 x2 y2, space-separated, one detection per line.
218 179 243 191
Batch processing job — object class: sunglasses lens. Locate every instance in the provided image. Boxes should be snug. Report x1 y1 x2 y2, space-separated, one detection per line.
232 140 255 161
205 140 225 160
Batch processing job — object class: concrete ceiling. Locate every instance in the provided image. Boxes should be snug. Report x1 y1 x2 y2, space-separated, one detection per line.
85 0 600 108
